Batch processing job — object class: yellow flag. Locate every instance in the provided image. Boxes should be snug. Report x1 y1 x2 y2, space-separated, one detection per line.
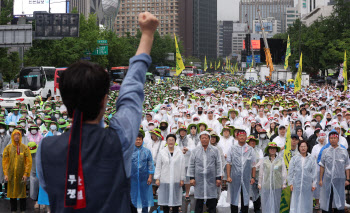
204 56 207 72
284 35 291 70
210 61 212 69
280 124 292 213
217 61 221 69
215 61 217 70
344 51 347 91
294 53 302 93
175 34 185 76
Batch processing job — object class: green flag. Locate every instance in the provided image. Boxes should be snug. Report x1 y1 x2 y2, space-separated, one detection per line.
284 35 291 70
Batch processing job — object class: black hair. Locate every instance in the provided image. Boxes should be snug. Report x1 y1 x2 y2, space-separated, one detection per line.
59 61 110 121
298 140 309 152
166 134 177 141
137 132 144 139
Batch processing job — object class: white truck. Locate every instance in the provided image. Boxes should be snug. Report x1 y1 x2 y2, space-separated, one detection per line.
244 69 259 82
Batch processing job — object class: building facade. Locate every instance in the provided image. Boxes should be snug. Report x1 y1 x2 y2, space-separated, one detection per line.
69 0 118 30
286 7 300 29
192 0 217 60
232 22 247 55
217 21 233 58
114 0 179 36
178 0 193 57
239 0 294 33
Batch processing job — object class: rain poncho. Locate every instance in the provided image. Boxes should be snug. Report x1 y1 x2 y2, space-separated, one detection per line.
226 143 256 206
30 153 39 200
187 144 222 199
145 139 165 166
250 147 263 202
258 155 287 213
319 144 350 211
0 134 10 183
27 132 43 145
130 145 154 208
287 153 317 213
154 146 185 206
2 130 32 198
311 131 326 199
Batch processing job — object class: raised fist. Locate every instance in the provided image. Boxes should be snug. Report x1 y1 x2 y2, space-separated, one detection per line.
138 12 159 36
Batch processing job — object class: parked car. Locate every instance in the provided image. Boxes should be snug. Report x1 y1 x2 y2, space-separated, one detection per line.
0 89 36 110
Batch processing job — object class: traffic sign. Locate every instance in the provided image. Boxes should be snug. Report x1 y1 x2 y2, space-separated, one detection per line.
296 63 299 68
92 46 108 55
97 40 107 44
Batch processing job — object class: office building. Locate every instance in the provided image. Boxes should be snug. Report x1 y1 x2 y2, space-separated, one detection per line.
178 0 217 59
69 0 119 30
286 7 300 29
301 5 333 26
239 0 293 33
298 0 331 17
114 0 179 36
231 22 247 55
217 21 233 58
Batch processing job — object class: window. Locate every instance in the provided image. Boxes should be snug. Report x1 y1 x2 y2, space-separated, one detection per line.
25 91 35 97
2 92 22 98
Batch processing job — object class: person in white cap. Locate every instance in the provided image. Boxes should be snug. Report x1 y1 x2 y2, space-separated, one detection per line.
188 131 222 213
272 125 287 151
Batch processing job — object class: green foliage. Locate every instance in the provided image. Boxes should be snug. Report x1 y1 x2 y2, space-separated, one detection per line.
273 0 350 74
0 0 13 25
24 13 178 70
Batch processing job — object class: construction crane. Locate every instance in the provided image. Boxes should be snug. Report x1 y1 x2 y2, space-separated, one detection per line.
257 6 274 81
244 14 255 69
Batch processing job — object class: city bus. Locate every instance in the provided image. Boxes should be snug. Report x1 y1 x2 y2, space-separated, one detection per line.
182 66 199 76
110 66 129 83
54 68 67 96
18 66 56 100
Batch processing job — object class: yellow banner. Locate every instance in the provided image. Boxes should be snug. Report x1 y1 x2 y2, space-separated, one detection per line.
204 56 207 72
284 35 291 70
294 53 302 93
175 35 185 76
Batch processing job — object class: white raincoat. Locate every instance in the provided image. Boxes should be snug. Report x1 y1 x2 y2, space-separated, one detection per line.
288 153 317 213
319 145 350 211
154 146 186 206
226 143 256 206
258 155 287 213
187 144 222 199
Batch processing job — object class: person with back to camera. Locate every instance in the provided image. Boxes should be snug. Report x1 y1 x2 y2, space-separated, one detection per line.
36 12 159 212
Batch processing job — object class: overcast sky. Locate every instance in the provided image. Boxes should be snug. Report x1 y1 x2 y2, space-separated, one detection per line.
217 0 298 22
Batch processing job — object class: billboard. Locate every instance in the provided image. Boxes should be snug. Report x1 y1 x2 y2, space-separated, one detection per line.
13 0 67 17
243 40 261 50
255 22 273 32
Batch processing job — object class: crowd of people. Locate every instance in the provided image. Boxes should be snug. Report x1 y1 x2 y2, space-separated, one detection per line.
1 12 350 213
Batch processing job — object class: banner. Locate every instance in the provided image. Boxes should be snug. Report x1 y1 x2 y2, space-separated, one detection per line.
284 35 291 70
294 53 302 93
175 35 185 76
344 51 348 91
280 125 292 213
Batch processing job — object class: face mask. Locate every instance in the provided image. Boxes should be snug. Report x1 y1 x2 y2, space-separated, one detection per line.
31 130 37 135
260 134 266 138
198 110 203 115
20 122 25 127
174 117 179 122
9 127 14 132
50 125 57 131
160 126 167 131
63 116 68 119
160 110 166 114
311 121 317 126
326 118 332 121
148 126 155 131
55 114 60 119
0 129 5 133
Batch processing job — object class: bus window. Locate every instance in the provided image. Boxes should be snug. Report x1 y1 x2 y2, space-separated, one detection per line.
19 68 42 91
44 69 56 81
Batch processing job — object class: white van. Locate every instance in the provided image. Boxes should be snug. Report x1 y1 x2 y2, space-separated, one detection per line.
244 69 259 82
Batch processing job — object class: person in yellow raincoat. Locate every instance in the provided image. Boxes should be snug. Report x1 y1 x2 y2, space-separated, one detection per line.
2 129 32 213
